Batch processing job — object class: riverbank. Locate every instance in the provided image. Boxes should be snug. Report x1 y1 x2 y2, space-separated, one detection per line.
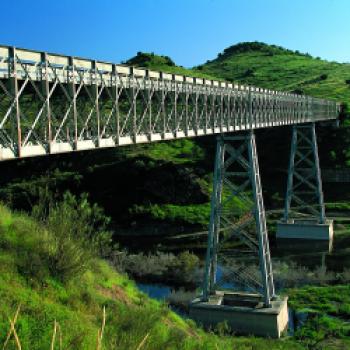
0 203 309 349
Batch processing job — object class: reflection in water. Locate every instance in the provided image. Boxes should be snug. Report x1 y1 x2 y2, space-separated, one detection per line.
137 283 172 300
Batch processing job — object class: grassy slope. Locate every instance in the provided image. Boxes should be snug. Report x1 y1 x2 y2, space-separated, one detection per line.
126 43 350 106
124 52 219 80
288 285 350 349
0 204 303 350
197 42 350 105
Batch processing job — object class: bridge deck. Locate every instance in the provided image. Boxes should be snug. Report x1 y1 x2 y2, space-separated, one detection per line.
0 45 340 161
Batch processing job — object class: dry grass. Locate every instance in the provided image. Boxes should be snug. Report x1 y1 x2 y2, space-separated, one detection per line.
3 304 22 350
135 332 150 350
95 306 106 350
3 305 108 350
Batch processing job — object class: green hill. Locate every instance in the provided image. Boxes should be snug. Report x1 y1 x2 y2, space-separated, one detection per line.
0 202 306 349
126 42 350 108
124 52 218 80
197 42 350 106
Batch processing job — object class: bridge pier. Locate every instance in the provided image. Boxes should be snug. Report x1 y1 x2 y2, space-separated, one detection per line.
190 131 288 338
276 123 333 241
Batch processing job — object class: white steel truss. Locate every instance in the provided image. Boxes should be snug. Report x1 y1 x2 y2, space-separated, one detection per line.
283 123 326 223
0 45 340 161
203 132 275 307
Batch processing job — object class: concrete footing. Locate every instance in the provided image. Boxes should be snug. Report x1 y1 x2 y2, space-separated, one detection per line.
276 219 333 241
189 292 288 338
276 238 333 253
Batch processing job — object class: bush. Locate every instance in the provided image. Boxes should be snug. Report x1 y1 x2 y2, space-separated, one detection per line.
113 250 202 285
33 192 113 282
243 68 255 77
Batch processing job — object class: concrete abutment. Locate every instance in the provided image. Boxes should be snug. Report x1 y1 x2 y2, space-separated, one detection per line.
189 292 289 338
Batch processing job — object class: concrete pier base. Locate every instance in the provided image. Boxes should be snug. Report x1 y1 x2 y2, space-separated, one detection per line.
276 219 333 241
189 292 288 338
276 237 333 253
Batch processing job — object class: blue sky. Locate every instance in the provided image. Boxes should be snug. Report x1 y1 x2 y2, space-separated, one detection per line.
2 0 349 67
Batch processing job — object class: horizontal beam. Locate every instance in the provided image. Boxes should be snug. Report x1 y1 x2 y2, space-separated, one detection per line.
0 44 340 162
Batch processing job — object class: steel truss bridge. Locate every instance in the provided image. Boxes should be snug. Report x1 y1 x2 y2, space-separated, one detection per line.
0 45 339 160
0 45 340 308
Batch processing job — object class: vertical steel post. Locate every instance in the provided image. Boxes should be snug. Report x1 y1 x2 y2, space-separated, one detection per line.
202 136 224 301
92 61 101 147
311 124 326 223
112 64 120 145
173 75 177 137
184 77 189 136
68 56 78 149
283 126 297 222
10 47 21 157
146 70 152 140
248 87 253 130
159 72 166 138
248 131 274 306
41 52 52 153
131 67 137 143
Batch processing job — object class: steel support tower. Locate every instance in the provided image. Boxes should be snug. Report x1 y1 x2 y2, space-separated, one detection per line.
283 123 326 223
202 131 275 307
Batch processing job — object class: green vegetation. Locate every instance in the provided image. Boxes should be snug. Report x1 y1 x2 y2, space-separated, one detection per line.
126 42 350 110
131 203 211 226
287 285 350 348
326 202 350 212
0 202 307 349
115 250 201 286
124 51 218 80
197 41 350 107
129 139 206 165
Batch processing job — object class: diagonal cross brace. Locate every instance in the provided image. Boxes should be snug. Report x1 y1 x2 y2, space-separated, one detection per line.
283 123 326 223
202 132 275 307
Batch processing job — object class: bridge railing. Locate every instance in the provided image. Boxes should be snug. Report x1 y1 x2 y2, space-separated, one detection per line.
0 45 340 161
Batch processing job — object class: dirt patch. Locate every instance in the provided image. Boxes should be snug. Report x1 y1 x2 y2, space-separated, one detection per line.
97 284 132 305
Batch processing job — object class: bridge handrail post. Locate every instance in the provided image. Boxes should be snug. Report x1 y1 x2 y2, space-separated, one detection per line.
92 60 101 147
9 47 22 158
68 56 78 150
41 52 52 153
112 64 120 145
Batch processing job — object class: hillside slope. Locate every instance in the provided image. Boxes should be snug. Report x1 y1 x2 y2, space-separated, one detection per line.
0 203 306 349
197 42 350 106
125 42 350 107
124 52 218 80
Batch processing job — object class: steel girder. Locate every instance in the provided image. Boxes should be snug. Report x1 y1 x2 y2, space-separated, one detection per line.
203 132 275 307
0 45 340 161
283 123 326 223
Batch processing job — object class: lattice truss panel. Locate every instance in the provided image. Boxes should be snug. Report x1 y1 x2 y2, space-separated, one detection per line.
0 46 340 160
283 123 326 223
203 133 274 306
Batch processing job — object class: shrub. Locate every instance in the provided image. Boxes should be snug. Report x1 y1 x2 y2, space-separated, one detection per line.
243 68 255 77
112 250 202 285
34 192 113 282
